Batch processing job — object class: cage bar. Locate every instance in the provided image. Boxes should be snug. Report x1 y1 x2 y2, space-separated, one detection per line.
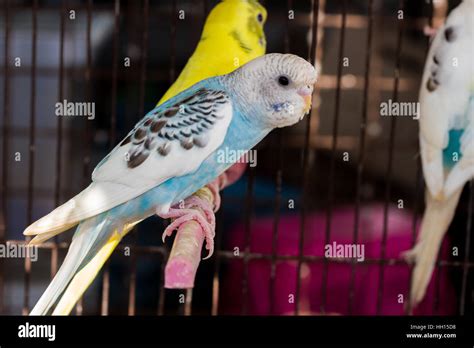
295 0 321 315
0 0 11 315
376 0 405 315
320 0 346 314
348 0 374 315
241 166 255 315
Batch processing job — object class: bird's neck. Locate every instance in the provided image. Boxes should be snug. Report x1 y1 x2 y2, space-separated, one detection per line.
218 74 270 132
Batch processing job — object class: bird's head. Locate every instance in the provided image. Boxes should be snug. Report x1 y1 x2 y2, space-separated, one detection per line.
227 53 318 129
205 0 267 55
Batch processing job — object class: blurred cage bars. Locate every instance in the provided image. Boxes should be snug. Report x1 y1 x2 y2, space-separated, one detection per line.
0 0 472 316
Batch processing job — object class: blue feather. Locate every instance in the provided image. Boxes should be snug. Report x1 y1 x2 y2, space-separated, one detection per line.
442 94 473 169
443 129 464 168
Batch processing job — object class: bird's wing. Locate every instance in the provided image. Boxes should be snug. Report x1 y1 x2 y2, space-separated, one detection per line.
25 86 233 236
419 8 473 198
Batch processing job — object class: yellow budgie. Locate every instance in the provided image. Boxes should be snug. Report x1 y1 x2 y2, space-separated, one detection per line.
159 0 266 104
29 0 266 315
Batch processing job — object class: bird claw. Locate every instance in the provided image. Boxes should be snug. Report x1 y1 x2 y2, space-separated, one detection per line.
202 240 214 260
157 199 216 259
401 244 422 264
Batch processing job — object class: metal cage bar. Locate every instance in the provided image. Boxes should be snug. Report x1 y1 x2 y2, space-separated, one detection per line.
321 0 346 314
0 0 11 315
376 0 405 315
295 0 320 316
101 0 121 317
22 0 38 316
348 0 374 314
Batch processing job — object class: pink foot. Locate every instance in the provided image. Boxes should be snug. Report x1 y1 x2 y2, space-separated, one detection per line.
157 196 217 259
157 163 246 260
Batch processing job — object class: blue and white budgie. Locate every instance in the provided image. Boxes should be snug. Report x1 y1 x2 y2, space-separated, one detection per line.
25 53 317 315
403 0 474 308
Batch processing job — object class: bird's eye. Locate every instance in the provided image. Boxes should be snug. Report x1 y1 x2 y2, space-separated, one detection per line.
257 13 264 23
278 75 290 86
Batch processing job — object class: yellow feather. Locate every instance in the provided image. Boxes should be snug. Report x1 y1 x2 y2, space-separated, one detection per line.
52 233 121 315
159 0 266 104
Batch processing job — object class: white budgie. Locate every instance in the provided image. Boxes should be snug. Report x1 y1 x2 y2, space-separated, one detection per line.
403 0 474 308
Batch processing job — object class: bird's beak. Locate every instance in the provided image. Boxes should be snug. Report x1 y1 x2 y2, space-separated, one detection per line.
302 95 312 114
297 86 313 114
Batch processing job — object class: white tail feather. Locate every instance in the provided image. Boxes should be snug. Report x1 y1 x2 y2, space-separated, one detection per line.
24 181 148 238
30 216 116 315
403 188 462 308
